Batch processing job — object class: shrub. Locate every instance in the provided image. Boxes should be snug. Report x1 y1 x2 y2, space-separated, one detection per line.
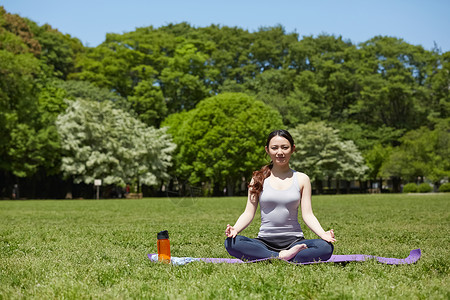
417 183 432 193
402 183 418 193
438 182 450 193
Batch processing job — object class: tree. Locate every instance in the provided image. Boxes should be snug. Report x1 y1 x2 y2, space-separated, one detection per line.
197 25 255 86
0 50 42 173
56 99 175 189
350 36 434 130
56 80 129 110
0 6 41 55
284 71 328 125
163 92 283 195
128 80 167 127
27 22 83 79
289 122 368 193
334 122 404 191
245 69 301 127
381 125 450 186
427 51 450 122
159 43 209 112
1 6 83 79
250 25 298 72
0 77 66 198
70 43 146 97
287 35 359 123
7 123 61 178
0 7 83 179
364 143 393 190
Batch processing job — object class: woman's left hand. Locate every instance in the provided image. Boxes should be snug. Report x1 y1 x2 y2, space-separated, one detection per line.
321 229 336 243
225 224 238 238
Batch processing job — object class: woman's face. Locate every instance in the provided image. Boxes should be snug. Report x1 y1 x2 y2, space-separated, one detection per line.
265 135 295 166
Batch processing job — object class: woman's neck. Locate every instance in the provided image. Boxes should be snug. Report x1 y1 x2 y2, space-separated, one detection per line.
271 164 292 179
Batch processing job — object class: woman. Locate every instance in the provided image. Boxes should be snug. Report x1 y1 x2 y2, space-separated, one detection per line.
225 129 335 262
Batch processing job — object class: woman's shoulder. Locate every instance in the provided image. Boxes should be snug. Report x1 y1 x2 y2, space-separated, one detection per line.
293 170 310 183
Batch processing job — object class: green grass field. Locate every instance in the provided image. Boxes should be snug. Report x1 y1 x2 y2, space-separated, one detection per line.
1 194 449 299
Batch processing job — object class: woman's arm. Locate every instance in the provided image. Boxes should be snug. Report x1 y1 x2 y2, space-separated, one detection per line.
299 173 336 243
225 190 258 238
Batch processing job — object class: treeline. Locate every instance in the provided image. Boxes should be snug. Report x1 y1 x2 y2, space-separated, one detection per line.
0 6 448 198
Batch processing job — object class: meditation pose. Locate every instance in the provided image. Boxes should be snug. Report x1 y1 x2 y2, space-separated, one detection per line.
225 129 335 262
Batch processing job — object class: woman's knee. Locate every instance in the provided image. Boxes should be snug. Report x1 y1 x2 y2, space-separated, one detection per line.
293 239 333 262
224 235 245 250
311 238 333 249
224 235 250 258
224 237 233 250
316 238 333 250
316 239 334 260
304 239 334 259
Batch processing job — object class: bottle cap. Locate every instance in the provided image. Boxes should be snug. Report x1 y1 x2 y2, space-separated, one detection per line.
157 230 169 239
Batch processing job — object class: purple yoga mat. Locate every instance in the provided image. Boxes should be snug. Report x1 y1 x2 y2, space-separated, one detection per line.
148 248 421 265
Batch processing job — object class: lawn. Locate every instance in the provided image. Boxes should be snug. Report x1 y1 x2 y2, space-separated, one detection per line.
0 194 449 299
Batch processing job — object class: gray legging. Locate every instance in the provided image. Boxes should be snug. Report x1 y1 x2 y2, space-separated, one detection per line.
225 235 334 263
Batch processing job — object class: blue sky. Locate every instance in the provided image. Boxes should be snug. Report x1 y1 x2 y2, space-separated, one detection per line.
2 0 449 51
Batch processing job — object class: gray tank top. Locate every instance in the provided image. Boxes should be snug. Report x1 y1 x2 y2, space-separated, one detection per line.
257 170 303 238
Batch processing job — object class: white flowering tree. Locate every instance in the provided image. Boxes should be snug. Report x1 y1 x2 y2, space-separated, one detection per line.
289 121 368 193
56 98 175 188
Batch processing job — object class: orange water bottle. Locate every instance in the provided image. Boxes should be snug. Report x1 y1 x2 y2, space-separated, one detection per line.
157 230 171 263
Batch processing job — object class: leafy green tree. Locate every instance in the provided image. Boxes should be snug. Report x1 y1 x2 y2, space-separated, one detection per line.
100 27 178 75
350 36 434 130
335 122 405 150
159 43 209 112
0 6 41 55
284 70 328 125
287 35 359 122
0 79 65 181
250 25 298 71
128 80 167 127
1 7 83 79
245 69 300 126
70 43 146 97
0 50 41 173
197 25 255 86
8 123 61 178
56 80 129 110
334 122 405 191
163 92 283 195
364 143 393 190
381 125 450 185
27 22 83 79
289 122 368 193
427 51 450 122
365 143 392 179
38 83 69 122
0 7 84 181
56 99 175 188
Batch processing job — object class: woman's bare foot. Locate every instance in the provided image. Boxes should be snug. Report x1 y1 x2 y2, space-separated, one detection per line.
279 244 307 261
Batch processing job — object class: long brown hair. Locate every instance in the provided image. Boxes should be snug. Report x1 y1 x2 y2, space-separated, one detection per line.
248 129 294 201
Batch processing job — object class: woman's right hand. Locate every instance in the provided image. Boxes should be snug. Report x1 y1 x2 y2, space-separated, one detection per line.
225 224 238 238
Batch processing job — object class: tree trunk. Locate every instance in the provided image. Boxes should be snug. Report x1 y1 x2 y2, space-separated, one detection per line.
315 179 323 195
224 177 235 196
359 179 365 193
392 177 401 193
213 181 221 196
227 180 234 196
336 179 341 194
